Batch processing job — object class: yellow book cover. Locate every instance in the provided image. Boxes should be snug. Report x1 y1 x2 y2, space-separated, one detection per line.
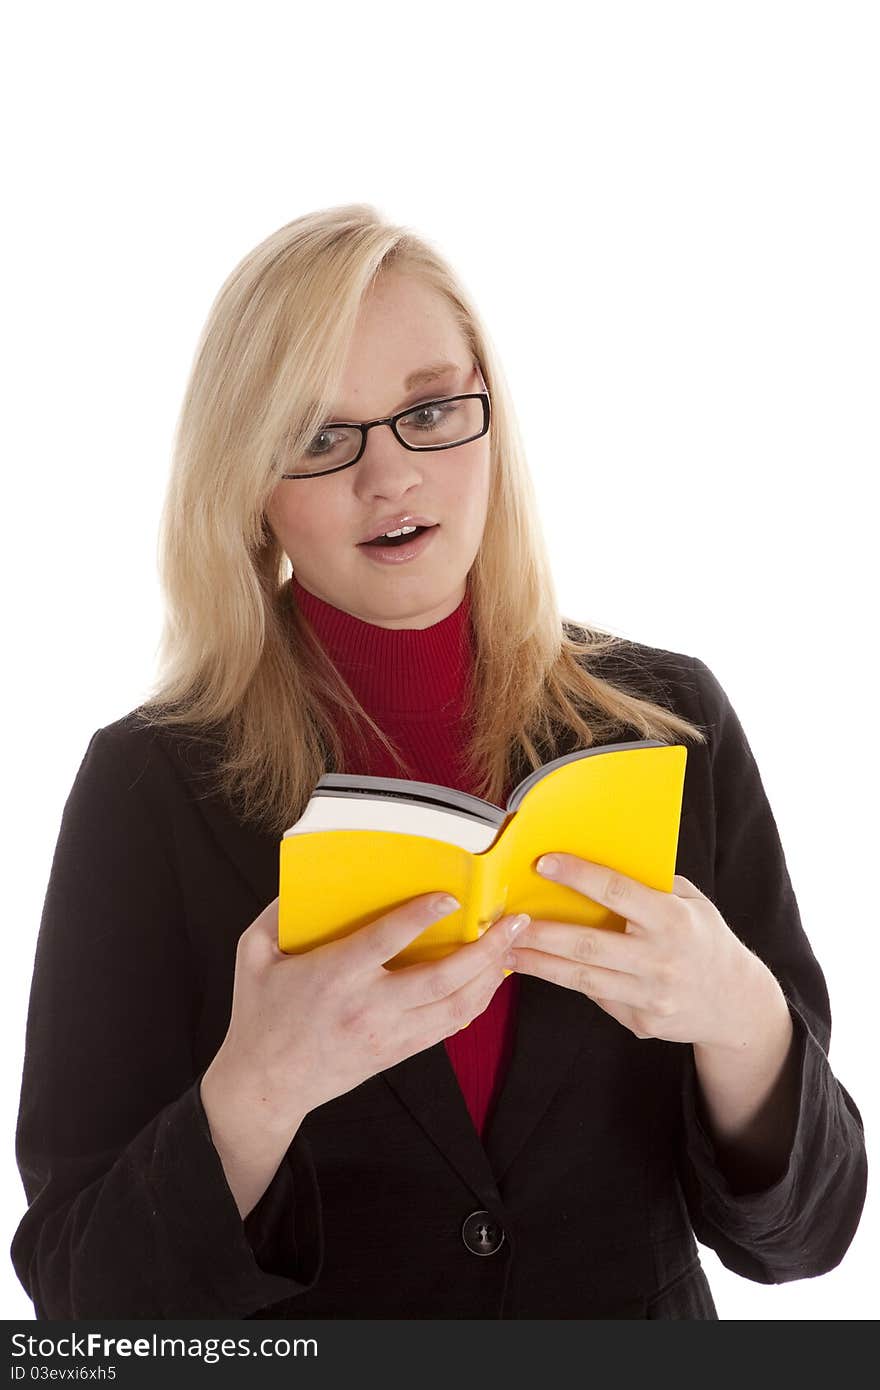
278 740 688 971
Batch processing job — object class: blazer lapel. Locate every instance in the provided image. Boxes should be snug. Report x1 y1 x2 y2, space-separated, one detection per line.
381 974 590 1212
484 976 590 1184
160 726 280 905
380 1047 504 1218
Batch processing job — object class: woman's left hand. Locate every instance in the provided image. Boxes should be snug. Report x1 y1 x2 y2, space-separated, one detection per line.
512 853 766 1048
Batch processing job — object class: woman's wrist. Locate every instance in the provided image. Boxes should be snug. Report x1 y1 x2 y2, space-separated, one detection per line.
690 956 799 1189
201 1039 309 1142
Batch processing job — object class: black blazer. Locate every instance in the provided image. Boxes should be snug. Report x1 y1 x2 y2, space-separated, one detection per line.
10 637 867 1319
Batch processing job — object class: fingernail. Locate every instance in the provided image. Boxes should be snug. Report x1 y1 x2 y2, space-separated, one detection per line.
507 913 530 941
431 894 461 916
537 854 559 877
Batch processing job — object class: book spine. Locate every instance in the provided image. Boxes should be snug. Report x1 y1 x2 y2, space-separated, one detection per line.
471 835 510 939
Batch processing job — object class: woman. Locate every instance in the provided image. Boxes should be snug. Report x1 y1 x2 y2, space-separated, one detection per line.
11 205 867 1319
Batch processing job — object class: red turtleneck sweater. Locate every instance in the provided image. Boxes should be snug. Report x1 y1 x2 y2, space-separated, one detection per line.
291 574 520 1143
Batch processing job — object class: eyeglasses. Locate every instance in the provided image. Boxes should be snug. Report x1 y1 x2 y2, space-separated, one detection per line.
279 360 491 479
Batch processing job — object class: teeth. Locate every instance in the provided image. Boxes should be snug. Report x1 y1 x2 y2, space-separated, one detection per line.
381 525 418 539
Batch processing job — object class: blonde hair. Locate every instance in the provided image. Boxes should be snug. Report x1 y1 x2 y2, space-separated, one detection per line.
138 203 706 835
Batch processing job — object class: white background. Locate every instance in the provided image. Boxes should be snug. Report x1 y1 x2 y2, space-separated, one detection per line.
2 0 876 1320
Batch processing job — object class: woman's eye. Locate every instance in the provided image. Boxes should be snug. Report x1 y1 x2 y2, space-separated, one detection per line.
410 403 453 430
306 429 341 456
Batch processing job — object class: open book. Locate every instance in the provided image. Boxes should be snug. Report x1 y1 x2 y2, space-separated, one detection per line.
278 739 687 970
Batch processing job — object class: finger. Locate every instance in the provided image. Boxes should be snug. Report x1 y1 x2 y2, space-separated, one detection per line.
414 951 509 1041
510 946 654 1008
516 920 646 975
390 913 527 1009
331 892 465 972
535 854 674 932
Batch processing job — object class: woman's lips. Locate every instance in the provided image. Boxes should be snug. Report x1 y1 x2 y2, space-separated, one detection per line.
356 524 440 565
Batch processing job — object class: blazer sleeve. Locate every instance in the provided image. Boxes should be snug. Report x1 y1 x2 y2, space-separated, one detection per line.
675 656 868 1282
10 725 323 1318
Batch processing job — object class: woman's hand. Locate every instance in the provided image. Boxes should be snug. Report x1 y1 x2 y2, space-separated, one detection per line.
214 893 528 1133
510 853 770 1049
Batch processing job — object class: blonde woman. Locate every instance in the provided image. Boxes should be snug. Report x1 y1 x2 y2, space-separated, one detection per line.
11 206 866 1319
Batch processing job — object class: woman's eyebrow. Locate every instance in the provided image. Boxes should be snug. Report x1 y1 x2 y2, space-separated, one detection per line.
325 362 463 420
403 361 460 390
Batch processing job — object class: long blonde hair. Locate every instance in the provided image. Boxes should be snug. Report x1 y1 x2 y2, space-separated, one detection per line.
138 204 706 835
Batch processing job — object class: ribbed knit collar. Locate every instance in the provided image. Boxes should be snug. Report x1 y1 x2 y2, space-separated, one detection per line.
290 574 474 717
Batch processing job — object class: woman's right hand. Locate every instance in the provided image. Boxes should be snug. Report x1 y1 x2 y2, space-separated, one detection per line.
215 892 530 1131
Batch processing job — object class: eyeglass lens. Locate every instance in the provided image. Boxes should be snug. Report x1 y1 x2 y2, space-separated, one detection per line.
284 395 485 477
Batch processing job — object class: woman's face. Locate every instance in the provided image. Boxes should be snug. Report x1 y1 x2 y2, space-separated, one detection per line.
264 271 492 630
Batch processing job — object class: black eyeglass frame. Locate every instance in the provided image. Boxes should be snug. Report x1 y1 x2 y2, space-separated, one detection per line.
280 360 491 479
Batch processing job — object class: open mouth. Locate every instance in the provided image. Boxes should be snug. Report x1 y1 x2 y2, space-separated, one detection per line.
357 524 440 562
359 524 438 549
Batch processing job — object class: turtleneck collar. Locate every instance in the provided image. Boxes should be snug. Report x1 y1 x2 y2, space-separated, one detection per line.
290 574 474 717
